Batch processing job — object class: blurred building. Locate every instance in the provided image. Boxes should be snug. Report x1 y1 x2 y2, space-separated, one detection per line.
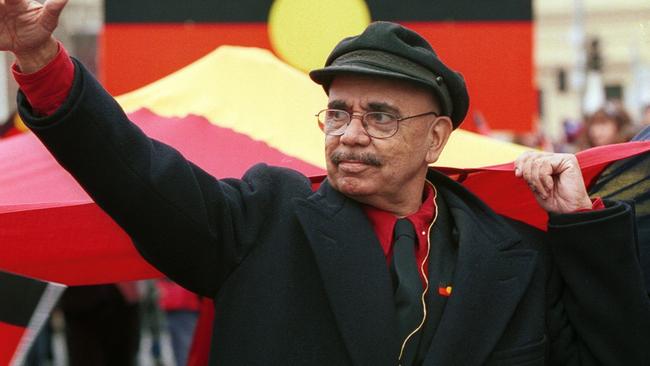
535 0 650 140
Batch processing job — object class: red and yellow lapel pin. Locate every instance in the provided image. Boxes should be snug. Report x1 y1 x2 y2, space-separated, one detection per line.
438 285 452 297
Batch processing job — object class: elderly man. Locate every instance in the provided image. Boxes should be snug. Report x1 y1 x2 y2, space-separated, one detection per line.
3 1 650 365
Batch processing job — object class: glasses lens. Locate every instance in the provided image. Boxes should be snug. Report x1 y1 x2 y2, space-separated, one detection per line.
364 112 397 138
319 109 349 135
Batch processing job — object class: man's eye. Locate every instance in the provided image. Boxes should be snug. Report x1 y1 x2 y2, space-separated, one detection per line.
367 112 394 124
327 110 347 121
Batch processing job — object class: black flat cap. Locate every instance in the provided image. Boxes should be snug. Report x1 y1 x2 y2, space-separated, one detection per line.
310 21 469 128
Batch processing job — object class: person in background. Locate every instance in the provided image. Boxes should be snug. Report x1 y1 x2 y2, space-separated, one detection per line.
59 283 141 366
579 102 635 149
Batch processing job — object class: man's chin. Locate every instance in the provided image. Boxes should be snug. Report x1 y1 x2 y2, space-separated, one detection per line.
331 176 375 198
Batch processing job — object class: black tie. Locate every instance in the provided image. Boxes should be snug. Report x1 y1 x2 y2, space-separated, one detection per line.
390 218 424 366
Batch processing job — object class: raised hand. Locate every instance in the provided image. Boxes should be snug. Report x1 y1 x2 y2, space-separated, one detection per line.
0 0 68 72
514 151 593 214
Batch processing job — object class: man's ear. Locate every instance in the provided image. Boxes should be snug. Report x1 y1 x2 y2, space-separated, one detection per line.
425 117 453 164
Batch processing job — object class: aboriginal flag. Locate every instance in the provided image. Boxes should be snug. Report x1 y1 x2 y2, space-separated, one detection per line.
0 271 65 366
102 0 534 132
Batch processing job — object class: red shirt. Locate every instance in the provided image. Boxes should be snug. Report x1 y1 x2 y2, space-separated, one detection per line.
12 42 74 116
363 182 436 286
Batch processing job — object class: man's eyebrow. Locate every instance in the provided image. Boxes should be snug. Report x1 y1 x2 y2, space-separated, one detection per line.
327 100 349 110
326 100 401 115
366 102 400 115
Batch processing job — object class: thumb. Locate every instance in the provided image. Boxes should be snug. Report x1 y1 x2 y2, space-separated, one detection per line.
41 0 68 29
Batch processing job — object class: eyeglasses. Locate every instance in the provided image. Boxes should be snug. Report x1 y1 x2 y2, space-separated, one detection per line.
315 109 439 139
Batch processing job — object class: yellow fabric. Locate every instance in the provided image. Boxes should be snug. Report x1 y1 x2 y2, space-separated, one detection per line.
13 113 28 132
116 46 529 169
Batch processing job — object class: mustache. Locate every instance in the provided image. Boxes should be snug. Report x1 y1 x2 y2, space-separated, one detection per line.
330 151 382 167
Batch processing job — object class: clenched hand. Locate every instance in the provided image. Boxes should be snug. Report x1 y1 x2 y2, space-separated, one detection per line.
514 151 593 214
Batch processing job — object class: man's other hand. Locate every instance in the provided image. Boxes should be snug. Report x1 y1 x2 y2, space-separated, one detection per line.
0 0 68 72
514 151 593 214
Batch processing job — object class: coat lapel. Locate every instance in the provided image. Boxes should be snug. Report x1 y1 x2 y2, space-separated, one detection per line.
422 171 538 365
416 190 458 362
293 181 399 366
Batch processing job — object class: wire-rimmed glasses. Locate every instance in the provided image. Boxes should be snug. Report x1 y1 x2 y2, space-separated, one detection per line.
315 109 439 139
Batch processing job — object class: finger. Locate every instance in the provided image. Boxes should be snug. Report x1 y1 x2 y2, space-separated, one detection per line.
521 153 535 184
40 0 67 31
4 0 26 6
529 158 548 199
534 158 556 199
539 160 555 195
533 158 553 199
541 174 554 198
514 151 534 177
44 0 68 18
3 0 26 11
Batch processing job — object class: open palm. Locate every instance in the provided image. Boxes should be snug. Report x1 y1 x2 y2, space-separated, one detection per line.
0 0 67 55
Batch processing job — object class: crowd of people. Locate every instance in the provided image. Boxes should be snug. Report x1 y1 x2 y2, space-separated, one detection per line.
511 101 650 153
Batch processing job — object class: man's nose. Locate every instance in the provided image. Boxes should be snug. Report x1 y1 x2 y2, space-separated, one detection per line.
340 115 371 145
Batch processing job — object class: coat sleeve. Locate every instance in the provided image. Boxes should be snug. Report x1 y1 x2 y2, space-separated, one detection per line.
17 59 304 298
546 200 650 365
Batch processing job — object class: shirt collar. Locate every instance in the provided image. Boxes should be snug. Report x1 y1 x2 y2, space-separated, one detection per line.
362 181 437 256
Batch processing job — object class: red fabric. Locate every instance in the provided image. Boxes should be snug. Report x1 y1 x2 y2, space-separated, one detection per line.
434 141 650 230
187 298 215 366
0 322 25 365
101 23 271 95
363 183 436 284
156 279 201 311
577 197 604 212
404 21 535 133
0 202 161 284
0 109 324 285
591 197 605 210
12 42 74 116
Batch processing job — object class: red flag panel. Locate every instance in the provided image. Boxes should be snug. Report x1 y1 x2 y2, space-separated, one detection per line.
0 322 24 366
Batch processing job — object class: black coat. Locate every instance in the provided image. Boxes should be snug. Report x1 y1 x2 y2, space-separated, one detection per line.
20 60 650 365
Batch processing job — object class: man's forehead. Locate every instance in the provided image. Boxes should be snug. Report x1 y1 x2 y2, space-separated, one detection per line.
327 75 436 112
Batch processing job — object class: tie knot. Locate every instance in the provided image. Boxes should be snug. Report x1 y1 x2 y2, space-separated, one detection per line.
393 218 416 241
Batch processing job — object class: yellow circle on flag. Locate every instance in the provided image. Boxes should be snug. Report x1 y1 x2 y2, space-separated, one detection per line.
268 0 371 73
